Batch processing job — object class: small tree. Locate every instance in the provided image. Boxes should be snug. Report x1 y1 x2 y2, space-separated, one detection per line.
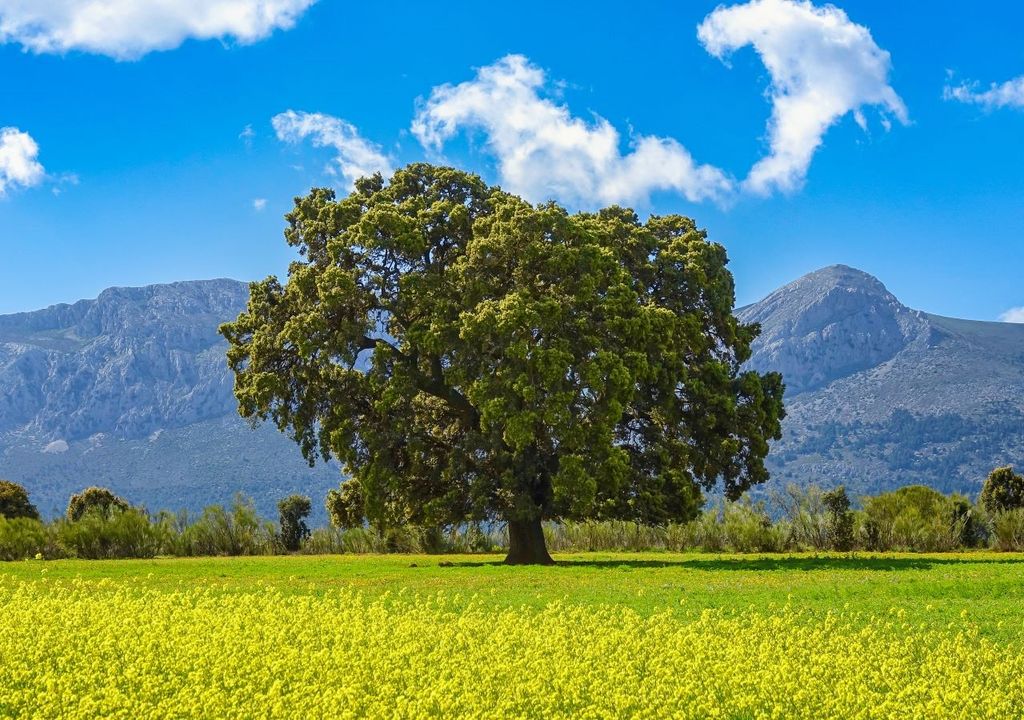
278 494 312 551
0 480 39 521
980 466 1024 516
66 486 130 522
822 485 855 551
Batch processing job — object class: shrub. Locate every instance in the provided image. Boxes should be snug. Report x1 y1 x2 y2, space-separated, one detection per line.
859 485 964 552
991 509 1024 551
545 520 666 553
0 480 40 521
174 495 276 556
55 508 166 559
0 517 58 560
66 487 130 522
949 494 988 548
721 501 788 553
277 494 312 552
980 466 1024 516
822 486 855 551
773 484 830 550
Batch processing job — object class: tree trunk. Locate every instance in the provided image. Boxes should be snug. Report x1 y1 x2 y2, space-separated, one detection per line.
504 516 554 565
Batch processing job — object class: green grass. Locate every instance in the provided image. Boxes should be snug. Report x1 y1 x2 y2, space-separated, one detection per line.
4 551 1024 641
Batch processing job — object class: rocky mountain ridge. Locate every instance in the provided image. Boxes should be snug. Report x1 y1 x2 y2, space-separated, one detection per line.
738 265 1024 497
0 280 339 521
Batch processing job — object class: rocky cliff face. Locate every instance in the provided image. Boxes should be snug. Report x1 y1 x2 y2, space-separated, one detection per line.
738 265 930 394
739 266 1024 497
0 280 339 521
0 280 247 440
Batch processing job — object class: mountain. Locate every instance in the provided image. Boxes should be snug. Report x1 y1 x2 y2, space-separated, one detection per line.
739 265 1024 498
0 280 340 521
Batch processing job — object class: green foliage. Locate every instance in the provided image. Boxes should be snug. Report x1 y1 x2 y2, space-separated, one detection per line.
171 495 277 557
325 481 365 529
949 493 988 548
66 486 130 522
859 485 967 552
0 480 40 521
220 164 784 557
774 484 830 550
0 517 58 560
277 494 312 552
990 508 1024 551
56 508 165 560
980 465 1024 516
822 486 855 551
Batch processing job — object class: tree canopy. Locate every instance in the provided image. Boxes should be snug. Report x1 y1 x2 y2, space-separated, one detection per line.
66 486 130 522
0 480 39 521
981 465 1024 516
221 164 785 564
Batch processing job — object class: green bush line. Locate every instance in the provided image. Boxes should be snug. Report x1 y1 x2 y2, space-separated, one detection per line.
2 482 1024 561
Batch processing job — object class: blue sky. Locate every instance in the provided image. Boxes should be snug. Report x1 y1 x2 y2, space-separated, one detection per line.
0 0 1022 321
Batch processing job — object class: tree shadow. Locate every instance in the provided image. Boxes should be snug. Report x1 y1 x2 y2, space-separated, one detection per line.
441 555 1024 572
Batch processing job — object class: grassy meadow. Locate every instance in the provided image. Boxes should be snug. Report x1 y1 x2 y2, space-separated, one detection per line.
3 552 1024 717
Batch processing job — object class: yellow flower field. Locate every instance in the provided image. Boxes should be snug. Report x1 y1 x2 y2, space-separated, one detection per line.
2 576 1022 719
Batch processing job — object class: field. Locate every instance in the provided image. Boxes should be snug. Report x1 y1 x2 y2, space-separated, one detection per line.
3 553 1024 718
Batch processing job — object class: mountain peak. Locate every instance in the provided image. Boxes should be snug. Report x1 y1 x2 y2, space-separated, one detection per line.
738 265 925 394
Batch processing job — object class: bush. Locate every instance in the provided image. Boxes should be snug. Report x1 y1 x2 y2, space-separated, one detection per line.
721 501 788 553
822 486 855 552
0 517 58 560
773 485 830 550
991 509 1024 551
277 494 312 552
0 480 40 521
55 508 166 559
173 495 276 557
859 485 965 552
980 466 1024 516
545 520 666 553
67 487 130 522
174 495 277 557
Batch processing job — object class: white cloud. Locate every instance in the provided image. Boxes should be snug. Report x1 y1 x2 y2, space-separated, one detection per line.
410 54 733 208
272 110 393 190
944 76 1024 110
0 126 45 196
697 0 907 195
0 0 317 60
999 307 1024 324
252 197 267 211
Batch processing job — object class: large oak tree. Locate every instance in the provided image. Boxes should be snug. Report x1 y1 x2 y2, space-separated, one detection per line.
221 164 784 564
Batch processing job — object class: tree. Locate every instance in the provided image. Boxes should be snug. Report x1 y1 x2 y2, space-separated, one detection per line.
66 486 130 522
822 485 854 551
221 164 785 565
980 465 1024 516
0 480 39 521
278 494 312 551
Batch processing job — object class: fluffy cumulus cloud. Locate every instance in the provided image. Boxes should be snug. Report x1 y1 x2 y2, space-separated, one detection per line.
272 110 393 189
411 54 733 208
945 76 1024 110
0 127 45 196
999 307 1024 324
697 0 907 195
0 0 317 60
